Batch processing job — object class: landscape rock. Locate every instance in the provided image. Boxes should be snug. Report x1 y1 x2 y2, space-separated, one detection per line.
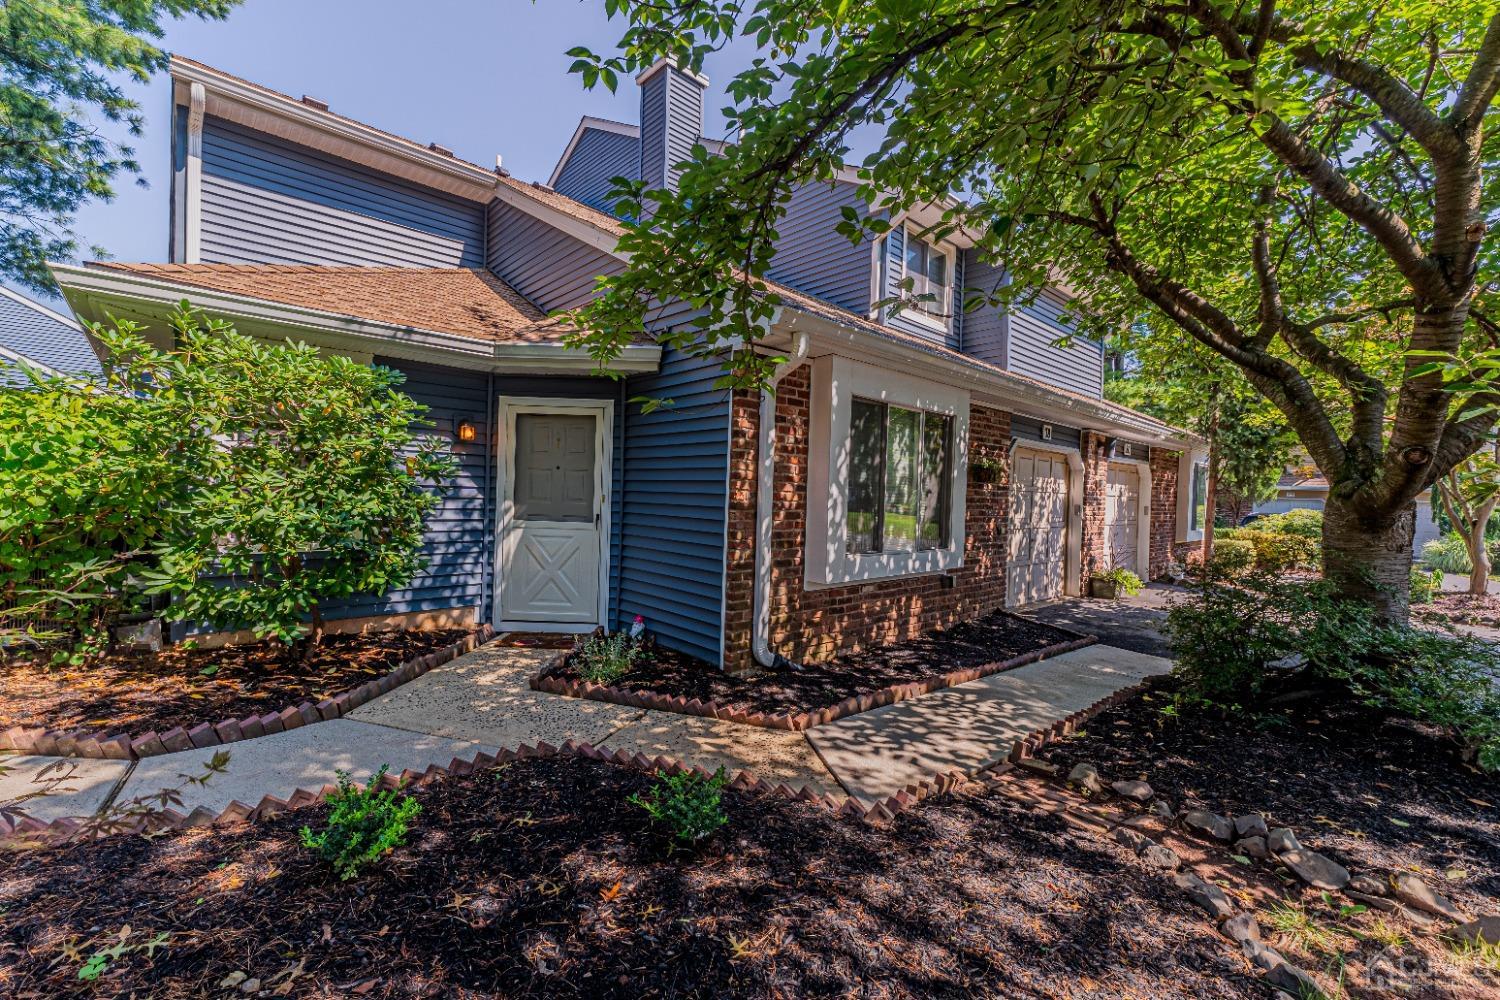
1016 758 1062 780
1267 827 1301 854
1183 810 1233 841
1110 779 1154 802
1140 844 1182 871
1280 849 1351 891
1150 799 1174 819
1173 872 1235 920
1264 961 1325 999
1067 763 1102 794
1241 938 1284 973
1234 813 1270 839
1348 874 1386 897
1222 912 1261 945
1450 915 1500 946
1112 826 1153 854
1235 836 1269 860
1390 873 1466 922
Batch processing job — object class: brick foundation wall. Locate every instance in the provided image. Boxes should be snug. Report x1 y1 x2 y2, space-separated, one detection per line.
722 365 1012 673
1149 448 1182 578
1079 431 1109 590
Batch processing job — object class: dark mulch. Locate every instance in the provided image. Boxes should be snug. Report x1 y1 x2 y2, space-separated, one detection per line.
1416 592 1500 630
1044 676 1500 919
0 629 471 738
0 755 1257 998
544 610 1077 716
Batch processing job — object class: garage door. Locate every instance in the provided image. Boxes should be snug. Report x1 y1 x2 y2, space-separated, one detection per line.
1105 462 1140 573
1008 448 1070 605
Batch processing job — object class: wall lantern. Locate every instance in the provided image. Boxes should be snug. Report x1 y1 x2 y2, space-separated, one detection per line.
456 419 478 443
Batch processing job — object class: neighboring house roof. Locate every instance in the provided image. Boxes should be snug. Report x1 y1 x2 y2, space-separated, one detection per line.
0 286 102 384
91 263 580 345
1276 468 1330 491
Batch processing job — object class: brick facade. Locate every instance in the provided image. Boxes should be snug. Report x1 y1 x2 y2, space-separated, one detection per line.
723 365 1012 673
1079 430 1110 590
1149 447 1182 577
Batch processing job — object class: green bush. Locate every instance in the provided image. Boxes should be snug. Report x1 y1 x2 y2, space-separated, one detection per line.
1167 575 1500 771
1092 567 1144 596
300 766 420 880
575 632 642 684
1208 538 1255 575
1410 566 1442 605
1254 508 1323 539
630 768 730 846
1238 529 1320 572
1422 533 1472 574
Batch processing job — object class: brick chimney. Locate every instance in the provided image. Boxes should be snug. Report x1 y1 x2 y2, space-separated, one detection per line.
637 58 708 195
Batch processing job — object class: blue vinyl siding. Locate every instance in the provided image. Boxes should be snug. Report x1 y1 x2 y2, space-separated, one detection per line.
197 116 486 268
618 350 730 665
0 292 100 385
1008 287 1105 397
639 70 668 193
765 181 874 315
552 127 640 215
1012 415 1083 451
639 68 703 194
486 200 624 313
960 250 1009 367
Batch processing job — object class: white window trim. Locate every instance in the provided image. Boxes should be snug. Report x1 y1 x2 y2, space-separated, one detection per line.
1176 450 1208 543
898 224 954 334
806 355 969 586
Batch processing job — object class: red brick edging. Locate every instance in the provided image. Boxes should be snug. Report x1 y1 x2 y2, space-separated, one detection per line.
1004 671 1167 765
0 625 498 762
530 628 1099 731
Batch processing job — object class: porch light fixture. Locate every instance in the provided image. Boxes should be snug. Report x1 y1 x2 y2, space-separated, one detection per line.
456 419 477 443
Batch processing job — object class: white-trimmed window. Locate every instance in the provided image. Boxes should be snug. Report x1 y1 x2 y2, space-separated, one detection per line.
807 356 969 585
903 228 952 324
1176 451 1209 542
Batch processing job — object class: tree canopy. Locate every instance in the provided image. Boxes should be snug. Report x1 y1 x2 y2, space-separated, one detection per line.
0 0 238 291
568 0 1500 618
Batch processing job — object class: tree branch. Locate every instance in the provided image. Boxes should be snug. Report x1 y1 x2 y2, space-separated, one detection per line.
1451 15 1500 129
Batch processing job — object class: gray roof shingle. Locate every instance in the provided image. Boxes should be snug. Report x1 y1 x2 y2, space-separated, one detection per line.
0 287 101 385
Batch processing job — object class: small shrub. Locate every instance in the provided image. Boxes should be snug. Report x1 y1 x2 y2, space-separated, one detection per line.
1410 566 1442 605
300 766 420 880
1208 537 1255 575
1255 508 1323 539
629 768 730 846
575 631 642 684
1422 533 1473 575
1092 567 1144 596
1238 529 1320 572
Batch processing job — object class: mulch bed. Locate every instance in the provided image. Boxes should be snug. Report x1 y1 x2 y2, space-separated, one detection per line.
0 754 1256 999
538 611 1082 724
1416 592 1500 630
1042 676 1500 921
0 629 471 740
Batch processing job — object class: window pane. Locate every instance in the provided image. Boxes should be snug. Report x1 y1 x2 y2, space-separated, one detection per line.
847 399 884 553
905 238 924 292
918 413 952 549
1190 462 1208 531
926 250 947 290
883 406 921 552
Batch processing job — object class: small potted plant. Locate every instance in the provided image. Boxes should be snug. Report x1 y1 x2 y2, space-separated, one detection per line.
1089 567 1144 600
970 455 1004 485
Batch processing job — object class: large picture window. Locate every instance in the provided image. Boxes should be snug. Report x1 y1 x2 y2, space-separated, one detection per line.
846 398 953 554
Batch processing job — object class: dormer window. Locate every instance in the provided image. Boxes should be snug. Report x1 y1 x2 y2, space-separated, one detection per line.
903 227 952 328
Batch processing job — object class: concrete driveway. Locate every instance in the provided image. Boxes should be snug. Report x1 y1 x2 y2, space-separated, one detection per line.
1016 584 1184 658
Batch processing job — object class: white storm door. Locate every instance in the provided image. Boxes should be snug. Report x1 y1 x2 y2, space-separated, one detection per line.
1105 462 1141 574
499 405 607 626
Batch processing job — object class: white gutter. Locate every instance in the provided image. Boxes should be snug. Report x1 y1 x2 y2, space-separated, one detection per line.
752 330 811 669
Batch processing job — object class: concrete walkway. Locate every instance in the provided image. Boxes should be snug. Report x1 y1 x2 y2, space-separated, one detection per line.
1 640 1170 826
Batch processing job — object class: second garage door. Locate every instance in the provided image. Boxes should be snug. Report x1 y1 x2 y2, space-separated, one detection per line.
1008 448 1070 605
1105 462 1141 574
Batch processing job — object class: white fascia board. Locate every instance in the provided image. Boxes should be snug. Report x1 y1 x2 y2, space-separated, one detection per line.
47 263 660 375
770 308 1193 448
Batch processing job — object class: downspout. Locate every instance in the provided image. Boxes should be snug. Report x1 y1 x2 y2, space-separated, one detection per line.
753 331 811 669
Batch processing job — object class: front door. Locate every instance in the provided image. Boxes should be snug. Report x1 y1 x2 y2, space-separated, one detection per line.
1105 462 1141 573
498 402 609 628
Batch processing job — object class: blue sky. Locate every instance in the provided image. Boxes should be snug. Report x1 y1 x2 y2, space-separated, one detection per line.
65 0 767 275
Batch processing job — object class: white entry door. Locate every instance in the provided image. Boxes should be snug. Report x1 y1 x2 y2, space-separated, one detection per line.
498 402 610 628
1008 448 1070 605
1105 462 1141 574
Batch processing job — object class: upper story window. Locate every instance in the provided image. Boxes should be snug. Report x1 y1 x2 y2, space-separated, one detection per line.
903 228 952 323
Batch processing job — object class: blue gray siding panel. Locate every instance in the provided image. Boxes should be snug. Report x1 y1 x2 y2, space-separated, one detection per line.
765 181 874 315
959 250 1009 367
1008 288 1104 397
486 201 624 313
639 68 704 194
552 127 640 215
639 71 669 194
0 292 100 385
197 117 486 268
618 350 730 664
1012 415 1083 451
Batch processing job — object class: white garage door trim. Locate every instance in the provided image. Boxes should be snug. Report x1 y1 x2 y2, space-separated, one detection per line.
1105 456 1152 576
1006 442 1084 606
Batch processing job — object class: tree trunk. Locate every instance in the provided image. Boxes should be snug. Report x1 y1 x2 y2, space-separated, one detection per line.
1322 495 1416 625
1468 523 1491 594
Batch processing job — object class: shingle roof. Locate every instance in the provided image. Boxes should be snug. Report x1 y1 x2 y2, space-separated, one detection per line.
0 287 102 384
90 263 576 344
